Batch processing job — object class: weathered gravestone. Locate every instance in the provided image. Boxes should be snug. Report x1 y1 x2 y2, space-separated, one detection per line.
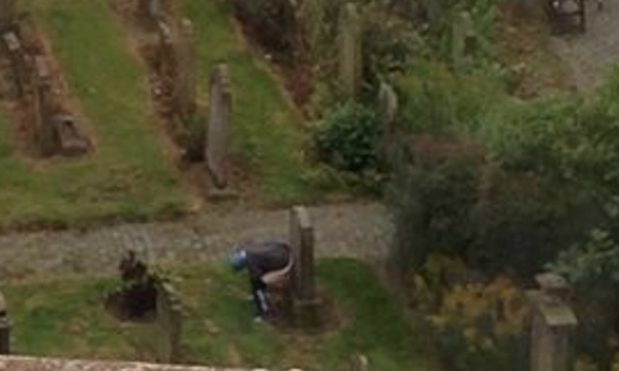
51 113 90 157
377 81 398 163
173 18 196 122
546 0 586 34
288 206 322 330
0 0 16 31
377 81 398 136
205 63 231 189
155 282 183 364
138 0 166 22
0 292 9 355
420 0 444 31
452 11 477 71
338 3 362 98
33 56 57 157
156 20 174 78
527 273 578 371
2 31 27 99
350 354 369 371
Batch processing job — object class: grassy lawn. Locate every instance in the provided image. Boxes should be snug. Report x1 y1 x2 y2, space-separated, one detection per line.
2 259 438 371
180 0 311 204
0 0 186 229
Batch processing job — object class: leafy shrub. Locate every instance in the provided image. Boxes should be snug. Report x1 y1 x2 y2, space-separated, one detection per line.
315 101 382 173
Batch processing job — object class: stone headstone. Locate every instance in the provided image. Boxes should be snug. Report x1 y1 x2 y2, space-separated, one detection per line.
420 0 443 31
451 11 476 71
528 273 578 371
289 206 322 329
206 63 232 189
156 20 174 76
33 56 57 157
174 18 197 121
155 282 182 364
0 0 16 31
351 354 369 371
51 114 90 157
2 31 26 99
338 3 362 98
377 81 398 134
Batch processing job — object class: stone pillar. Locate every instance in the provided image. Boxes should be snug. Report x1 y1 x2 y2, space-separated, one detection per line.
174 18 197 122
528 273 577 371
33 56 58 157
0 292 10 355
289 206 322 329
338 3 362 99
0 0 16 31
206 63 232 189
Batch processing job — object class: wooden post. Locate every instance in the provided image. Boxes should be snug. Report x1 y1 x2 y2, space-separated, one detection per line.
528 273 577 371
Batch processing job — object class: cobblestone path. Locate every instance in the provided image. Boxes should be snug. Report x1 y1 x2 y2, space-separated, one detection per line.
0 202 392 280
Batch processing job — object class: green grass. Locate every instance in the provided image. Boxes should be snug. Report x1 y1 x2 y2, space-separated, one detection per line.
181 0 310 204
2 259 439 371
0 0 186 229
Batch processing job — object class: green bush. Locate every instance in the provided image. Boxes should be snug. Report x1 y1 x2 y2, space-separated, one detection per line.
315 101 383 173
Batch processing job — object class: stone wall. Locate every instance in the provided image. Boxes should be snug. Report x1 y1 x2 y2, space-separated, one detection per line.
0 356 299 371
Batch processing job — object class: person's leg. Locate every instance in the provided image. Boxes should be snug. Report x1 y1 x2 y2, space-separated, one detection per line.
250 279 271 319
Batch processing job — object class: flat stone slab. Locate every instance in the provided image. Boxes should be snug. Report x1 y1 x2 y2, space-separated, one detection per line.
0 355 301 371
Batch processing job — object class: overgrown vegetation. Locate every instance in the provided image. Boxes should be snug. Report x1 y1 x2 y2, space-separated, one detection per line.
2 259 439 371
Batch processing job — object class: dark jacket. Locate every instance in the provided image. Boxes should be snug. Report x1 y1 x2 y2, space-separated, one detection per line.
245 240 291 283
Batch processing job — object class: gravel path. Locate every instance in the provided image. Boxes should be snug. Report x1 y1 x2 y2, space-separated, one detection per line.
552 0 619 91
0 202 392 280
